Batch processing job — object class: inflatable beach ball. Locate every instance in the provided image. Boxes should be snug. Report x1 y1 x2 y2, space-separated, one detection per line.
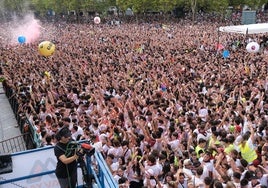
18 35 26 44
246 42 260 53
38 41 55 57
222 50 230 59
94 16 101 24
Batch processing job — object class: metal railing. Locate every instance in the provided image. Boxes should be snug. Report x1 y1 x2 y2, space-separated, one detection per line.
0 133 29 154
92 151 118 188
2 81 37 150
1 82 118 187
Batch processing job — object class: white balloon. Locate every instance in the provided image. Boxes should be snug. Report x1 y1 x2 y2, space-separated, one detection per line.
94 16 101 24
246 42 260 53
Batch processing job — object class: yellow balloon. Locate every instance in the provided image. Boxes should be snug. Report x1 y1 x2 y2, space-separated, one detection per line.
38 41 55 57
241 97 246 103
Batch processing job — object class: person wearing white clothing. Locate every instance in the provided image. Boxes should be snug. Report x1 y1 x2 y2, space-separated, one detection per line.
168 132 180 151
199 151 213 179
107 139 124 163
190 166 205 187
139 154 161 187
71 124 84 140
255 167 268 187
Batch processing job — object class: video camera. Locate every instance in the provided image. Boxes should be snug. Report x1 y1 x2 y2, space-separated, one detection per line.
66 141 95 188
76 142 95 157
66 141 95 158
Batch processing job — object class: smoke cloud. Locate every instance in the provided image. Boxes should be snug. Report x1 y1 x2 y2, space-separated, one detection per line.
10 14 41 44
0 1 41 45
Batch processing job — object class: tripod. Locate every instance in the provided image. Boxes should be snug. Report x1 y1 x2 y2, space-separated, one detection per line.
66 141 95 188
77 155 94 188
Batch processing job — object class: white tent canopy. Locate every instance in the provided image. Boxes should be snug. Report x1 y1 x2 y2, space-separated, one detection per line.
219 23 268 34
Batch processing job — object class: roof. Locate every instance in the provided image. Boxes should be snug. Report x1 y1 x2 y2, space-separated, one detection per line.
219 23 268 34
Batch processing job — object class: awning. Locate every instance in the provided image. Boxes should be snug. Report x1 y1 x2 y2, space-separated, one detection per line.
219 23 268 34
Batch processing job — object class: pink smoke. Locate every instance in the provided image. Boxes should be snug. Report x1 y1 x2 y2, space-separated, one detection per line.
23 18 41 43
9 14 41 44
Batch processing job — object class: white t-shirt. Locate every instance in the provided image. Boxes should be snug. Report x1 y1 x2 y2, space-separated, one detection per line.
178 179 188 188
168 139 180 151
144 164 162 177
260 174 268 186
107 146 124 162
191 176 204 187
182 167 194 176
109 161 119 174
198 108 208 122
92 141 103 152
71 126 84 140
200 160 214 178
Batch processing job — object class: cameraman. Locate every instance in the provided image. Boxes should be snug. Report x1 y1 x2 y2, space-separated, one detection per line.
54 126 79 188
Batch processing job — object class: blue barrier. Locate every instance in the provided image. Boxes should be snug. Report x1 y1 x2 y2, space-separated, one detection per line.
94 151 118 188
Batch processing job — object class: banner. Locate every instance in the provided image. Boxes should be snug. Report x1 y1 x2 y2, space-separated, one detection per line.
0 147 84 188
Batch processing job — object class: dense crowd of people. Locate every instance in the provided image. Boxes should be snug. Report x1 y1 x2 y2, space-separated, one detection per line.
1 13 268 188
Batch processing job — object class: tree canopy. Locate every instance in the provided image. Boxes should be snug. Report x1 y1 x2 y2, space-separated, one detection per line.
0 0 267 18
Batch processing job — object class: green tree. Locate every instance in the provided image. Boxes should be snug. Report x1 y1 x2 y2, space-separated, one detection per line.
131 0 157 13
157 0 179 13
116 0 131 12
183 0 230 22
228 0 245 7
30 0 54 15
7 0 267 22
183 0 207 22
3 0 30 13
116 0 184 14
203 0 229 14
190 0 197 22
244 0 268 10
